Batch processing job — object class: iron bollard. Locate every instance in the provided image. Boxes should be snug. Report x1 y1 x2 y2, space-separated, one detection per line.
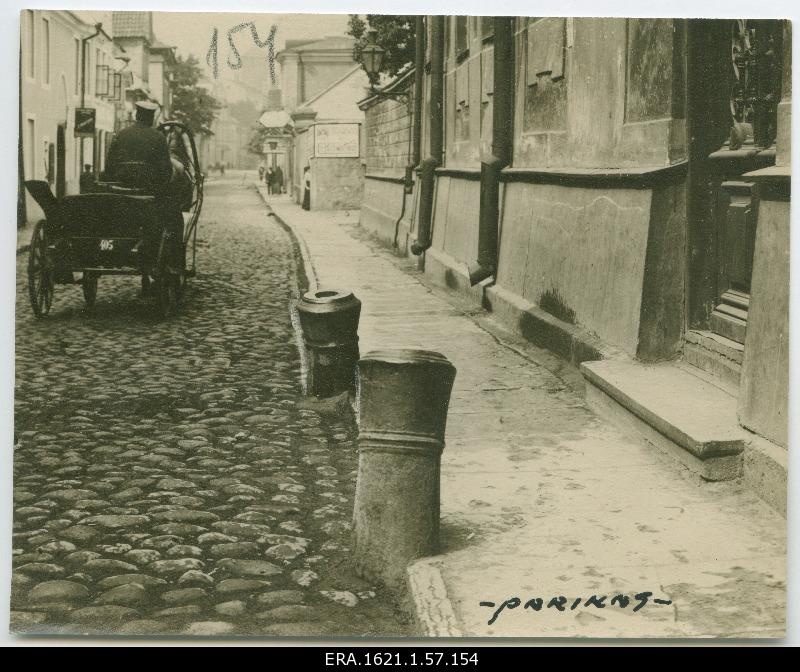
352 349 457 589
295 289 362 397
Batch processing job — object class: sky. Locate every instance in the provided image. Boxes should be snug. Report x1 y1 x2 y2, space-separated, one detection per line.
153 12 352 81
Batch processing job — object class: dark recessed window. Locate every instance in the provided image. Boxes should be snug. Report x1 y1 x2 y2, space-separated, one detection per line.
455 16 469 62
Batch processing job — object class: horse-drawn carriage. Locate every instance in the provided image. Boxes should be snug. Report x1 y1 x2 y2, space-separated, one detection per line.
24 121 204 319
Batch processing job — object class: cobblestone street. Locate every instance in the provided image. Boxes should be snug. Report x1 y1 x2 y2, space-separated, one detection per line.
11 176 411 637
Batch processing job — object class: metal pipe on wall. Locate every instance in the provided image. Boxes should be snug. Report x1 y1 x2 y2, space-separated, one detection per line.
469 17 515 285
392 16 426 250
411 15 444 256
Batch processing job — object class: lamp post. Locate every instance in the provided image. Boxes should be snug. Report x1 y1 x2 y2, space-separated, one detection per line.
360 30 411 108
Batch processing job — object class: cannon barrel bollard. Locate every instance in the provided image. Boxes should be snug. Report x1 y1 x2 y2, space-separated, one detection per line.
295 289 361 397
352 349 457 590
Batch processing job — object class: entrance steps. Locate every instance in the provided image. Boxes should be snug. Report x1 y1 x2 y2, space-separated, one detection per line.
581 359 746 481
581 359 787 514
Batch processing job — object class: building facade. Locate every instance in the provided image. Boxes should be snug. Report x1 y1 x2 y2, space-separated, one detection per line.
19 10 117 222
359 17 791 513
272 36 371 208
111 11 176 131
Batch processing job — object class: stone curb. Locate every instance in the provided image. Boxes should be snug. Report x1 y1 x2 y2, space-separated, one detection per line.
253 185 318 293
406 558 464 638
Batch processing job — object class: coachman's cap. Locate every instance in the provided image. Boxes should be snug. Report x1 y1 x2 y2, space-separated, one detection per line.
135 100 159 112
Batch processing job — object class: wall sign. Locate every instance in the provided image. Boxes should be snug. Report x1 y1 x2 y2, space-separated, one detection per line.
314 123 360 158
74 108 96 138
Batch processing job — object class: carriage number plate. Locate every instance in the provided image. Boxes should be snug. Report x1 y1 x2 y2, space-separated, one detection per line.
100 239 114 251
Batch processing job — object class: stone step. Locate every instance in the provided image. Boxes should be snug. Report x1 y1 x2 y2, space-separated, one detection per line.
580 359 745 481
682 330 743 393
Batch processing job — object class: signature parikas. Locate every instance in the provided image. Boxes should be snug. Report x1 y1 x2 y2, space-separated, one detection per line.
480 591 674 625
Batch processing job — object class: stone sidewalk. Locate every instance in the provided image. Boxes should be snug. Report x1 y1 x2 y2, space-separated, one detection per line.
256 187 787 640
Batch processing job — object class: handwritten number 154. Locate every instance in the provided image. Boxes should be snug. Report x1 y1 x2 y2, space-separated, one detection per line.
206 22 278 83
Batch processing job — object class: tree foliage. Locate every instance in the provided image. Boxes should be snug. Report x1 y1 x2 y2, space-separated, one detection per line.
347 15 415 85
169 55 221 136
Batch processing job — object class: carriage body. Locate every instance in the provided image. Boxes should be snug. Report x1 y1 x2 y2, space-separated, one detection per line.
24 122 203 319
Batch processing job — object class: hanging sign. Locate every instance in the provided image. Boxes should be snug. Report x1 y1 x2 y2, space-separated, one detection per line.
74 108 96 138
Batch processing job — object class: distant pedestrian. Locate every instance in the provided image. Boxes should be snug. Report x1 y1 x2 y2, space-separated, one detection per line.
258 163 265 182
79 164 95 194
266 167 274 195
273 165 284 194
302 166 311 210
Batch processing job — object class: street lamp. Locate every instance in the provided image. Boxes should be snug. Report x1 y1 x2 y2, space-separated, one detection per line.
360 29 411 108
361 30 385 78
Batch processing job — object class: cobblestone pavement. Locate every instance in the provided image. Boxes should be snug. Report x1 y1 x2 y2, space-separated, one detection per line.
11 178 412 637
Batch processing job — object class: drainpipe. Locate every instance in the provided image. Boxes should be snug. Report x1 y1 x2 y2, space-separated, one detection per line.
468 17 515 285
411 16 425 169
393 16 426 249
411 15 444 256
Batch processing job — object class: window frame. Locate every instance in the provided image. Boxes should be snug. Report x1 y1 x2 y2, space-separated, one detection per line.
74 37 80 96
24 10 36 81
41 15 50 87
25 115 37 180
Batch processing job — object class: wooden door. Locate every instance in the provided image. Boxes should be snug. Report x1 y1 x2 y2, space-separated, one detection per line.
688 19 784 344
56 124 66 199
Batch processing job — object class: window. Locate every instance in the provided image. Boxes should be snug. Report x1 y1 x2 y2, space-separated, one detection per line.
25 118 35 179
25 10 35 79
455 16 469 61
41 17 50 85
74 38 80 95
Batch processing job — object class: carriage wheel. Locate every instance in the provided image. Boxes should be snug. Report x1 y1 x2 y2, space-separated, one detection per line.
27 220 54 318
155 272 180 319
82 272 98 308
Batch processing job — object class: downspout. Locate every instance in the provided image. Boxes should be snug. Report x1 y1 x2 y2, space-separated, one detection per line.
411 15 444 255
393 16 426 249
80 23 111 175
468 17 515 285
411 16 424 169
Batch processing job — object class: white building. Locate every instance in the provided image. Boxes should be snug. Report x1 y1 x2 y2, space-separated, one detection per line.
20 9 117 222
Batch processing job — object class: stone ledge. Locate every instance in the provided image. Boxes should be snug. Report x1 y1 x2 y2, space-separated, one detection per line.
484 284 618 365
423 246 490 307
581 360 746 481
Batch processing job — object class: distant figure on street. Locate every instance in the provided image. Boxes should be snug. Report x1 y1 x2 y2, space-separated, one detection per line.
79 164 95 194
273 165 284 194
266 167 275 195
258 163 265 182
302 166 311 210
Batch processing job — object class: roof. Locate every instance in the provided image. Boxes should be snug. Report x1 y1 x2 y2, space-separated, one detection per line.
280 35 356 55
301 65 364 108
149 39 175 51
258 110 293 129
112 11 152 40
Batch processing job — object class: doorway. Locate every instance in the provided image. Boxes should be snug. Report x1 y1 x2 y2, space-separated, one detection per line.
56 123 66 199
687 19 784 344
